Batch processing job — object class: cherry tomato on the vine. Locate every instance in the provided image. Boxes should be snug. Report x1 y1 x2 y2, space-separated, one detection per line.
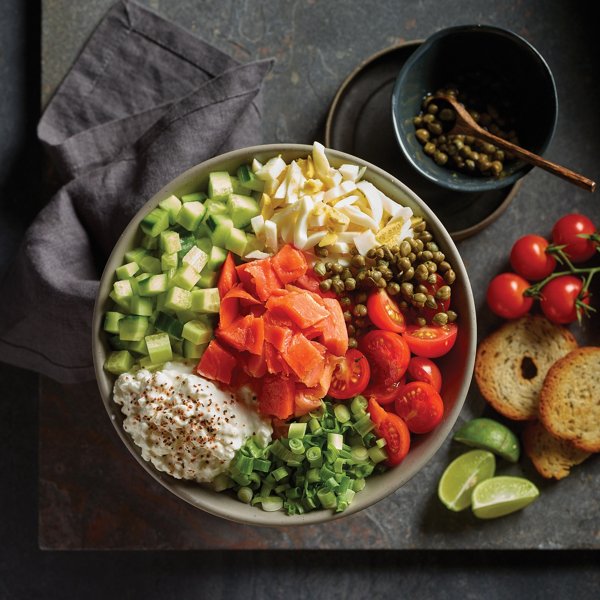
486 273 533 319
552 214 597 263
509 234 557 281
540 275 589 324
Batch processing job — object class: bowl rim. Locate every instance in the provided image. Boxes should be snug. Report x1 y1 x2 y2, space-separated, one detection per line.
92 143 477 527
391 23 559 193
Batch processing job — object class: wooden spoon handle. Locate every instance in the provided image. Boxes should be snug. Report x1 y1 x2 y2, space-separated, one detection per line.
460 125 596 192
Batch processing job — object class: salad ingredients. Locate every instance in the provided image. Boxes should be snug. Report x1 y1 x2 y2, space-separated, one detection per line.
453 418 520 463
366 289 406 333
112 362 272 483
327 349 370 400
402 323 458 358
437 449 496 512
393 381 444 434
367 398 411 466
539 275 589 324
551 213 598 263
471 476 539 519
486 273 533 320
406 356 442 392
219 399 387 515
510 234 557 281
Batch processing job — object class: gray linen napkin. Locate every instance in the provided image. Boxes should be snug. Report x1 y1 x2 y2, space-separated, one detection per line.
0 0 273 383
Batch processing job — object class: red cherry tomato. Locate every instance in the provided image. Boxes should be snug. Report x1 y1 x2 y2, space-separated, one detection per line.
406 356 442 392
327 349 370 400
394 381 444 434
365 377 406 406
509 234 557 281
403 323 458 358
552 214 597 263
421 274 450 322
359 330 411 397
486 272 533 319
368 397 411 466
367 289 406 333
540 275 589 324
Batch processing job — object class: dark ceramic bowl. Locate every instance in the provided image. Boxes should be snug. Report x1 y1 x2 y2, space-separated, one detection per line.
391 24 558 193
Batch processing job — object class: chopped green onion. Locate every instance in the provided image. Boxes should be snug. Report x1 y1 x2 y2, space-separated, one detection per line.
327 432 344 451
306 467 321 484
351 446 369 462
367 446 388 464
354 413 375 437
260 497 284 512
288 422 307 439
306 446 322 467
272 466 289 482
376 437 387 448
317 489 337 509
350 395 368 415
334 403 351 423
352 477 366 492
237 486 253 504
288 438 305 455
212 473 234 492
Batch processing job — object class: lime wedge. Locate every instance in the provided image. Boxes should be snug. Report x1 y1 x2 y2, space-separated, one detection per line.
438 450 496 511
453 418 520 463
472 476 539 519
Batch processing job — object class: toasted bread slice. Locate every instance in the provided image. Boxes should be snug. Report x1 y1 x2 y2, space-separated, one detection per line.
539 347 600 453
475 316 577 420
523 421 590 479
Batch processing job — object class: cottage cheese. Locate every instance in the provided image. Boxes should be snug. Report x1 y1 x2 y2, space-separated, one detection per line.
113 362 272 483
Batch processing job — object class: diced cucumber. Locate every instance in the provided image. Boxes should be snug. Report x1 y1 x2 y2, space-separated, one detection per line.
104 350 135 375
154 311 184 339
191 288 220 313
113 279 134 302
183 340 208 359
169 264 200 290
145 332 173 363
225 228 248 256
177 234 196 260
141 207 169 237
231 175 251 195
195 237 212 255
103 311 126 334
141 234 159 250
116 262 139 280
207 214 233 247
195 222 212 240
108 335 129 351
181 192 207 203
227 194 260 229
237 164 265 192
160 230 181 254
158 195 182 225
161 252 178 271
208 171 233 201
206 245 228 271
182 319 213 345
138 356 166 371
164 286 192 311
119 316 149 341
127 339 149 355
138 273 168 297
124 247 147 266
203 198 229 217
109 290 130 311
196 270 218 289
129 296 154 317
175 309 198 324
139 255 162 274
176 201 206 231
244 233 262 256
182 246 208 273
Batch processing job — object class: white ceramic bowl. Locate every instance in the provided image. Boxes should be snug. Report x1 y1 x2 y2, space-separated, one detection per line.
93 144 477 526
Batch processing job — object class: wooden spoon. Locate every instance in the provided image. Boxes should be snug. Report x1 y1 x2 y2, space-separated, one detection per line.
433 94 596 192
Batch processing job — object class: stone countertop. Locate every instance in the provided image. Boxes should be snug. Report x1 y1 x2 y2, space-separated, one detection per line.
38 0 600 550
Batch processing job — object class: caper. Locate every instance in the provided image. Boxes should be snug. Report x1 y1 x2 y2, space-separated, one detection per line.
371 270 382 281
419 232 433 243
432 251 445 263
412 219 426 233
427 274 438 286
425 242 438 253
401 282 414 299
423 142 436 155
414 238 425 252
387 282 401 295
347 324 356 336
332 281 345 295
351 254 366 268
416 317 427 327
341 268 352 280
490 160 503 177
420 250 434 262
436 285 451 301
375 247 385 259
422 113 435 124
397 257 411 272
376 259 389 268
433 312 449 326
354 318 367 329
315 246 329 258
366 248 377 259
348 338 358 349
413 292 427 305
438 261 451 273
402 267 415 281
444 269 456 284
494 150 505 162
398 300 409 311
413 115 423 127
424 260 437 274
425 294 438 309
399 240 411 257
428 122 443 136
319 279 332 292
415 264 429 282
408 252 417 263
355 292 367 304
434 150 448 165
439 107 455 121
344 278 356 291
339 296 352 308
416 284 428 295
356 270 367 282
389 245 400 255
377 278 387 288
447 310 458 323
343 311 353 323
331 263 344 274
427 102 439 115
313 262 327 277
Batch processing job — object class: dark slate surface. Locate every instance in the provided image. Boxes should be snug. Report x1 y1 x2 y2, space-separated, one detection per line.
1 0 599 596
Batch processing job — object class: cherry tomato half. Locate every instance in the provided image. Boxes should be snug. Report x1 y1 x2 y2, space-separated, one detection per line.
486 272 533 319
406 356 442 392
421 274 450 322
365 377 406 406
394 381 444 434
509 234 557 281
359 330 411 393
552 214 597 263
328 349 370 400
368 397 411 466
367 289 406 333
540 275 589 324
403 323 458 358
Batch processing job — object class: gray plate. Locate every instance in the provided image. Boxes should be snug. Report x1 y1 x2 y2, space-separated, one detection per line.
325 42 520 241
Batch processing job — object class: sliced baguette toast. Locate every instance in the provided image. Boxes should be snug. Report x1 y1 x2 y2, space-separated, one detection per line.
523 421 590 479
475 315 578 420
539 347 600 453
